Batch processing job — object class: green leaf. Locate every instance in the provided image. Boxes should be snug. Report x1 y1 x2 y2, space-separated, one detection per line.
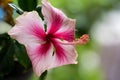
18 0 38 11
36 5 44 20
0 38 14 75
14 41 32 69
0 75 3 80
39 70 48 80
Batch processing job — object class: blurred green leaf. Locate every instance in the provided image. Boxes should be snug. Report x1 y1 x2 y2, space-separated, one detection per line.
14 41 31 69
36 5 44 20
18 0 38 11
39 70 47 80
0 37 14 75
0 75 3 80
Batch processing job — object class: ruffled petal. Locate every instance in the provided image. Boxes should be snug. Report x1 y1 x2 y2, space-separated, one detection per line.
8 11 46 45
26 42 53 77
49 39 78 69
42 0 67 34
53 19 76 41
42 1 76 41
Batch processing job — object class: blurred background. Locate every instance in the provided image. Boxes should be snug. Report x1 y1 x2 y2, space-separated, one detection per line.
1 0 120 80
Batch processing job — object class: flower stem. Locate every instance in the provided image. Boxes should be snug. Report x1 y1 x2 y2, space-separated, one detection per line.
8 3 23 15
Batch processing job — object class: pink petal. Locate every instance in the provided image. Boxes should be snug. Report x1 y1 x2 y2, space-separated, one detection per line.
53 19 76 41
42 1 76 41
26 42 53 77
8 11 46 45
49 39 78 69
42 0 67 34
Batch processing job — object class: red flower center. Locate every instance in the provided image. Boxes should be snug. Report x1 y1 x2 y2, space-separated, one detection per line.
46 33 55 42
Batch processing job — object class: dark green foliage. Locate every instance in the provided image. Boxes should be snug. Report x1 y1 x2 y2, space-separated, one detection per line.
39 70 48 80
0 34 14 75
36 5 44 20
18 0 38 11
14 41 32 69
0 34 32 79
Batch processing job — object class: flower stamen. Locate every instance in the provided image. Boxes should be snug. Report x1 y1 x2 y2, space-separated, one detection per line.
60 34 89 45
76 34 89 45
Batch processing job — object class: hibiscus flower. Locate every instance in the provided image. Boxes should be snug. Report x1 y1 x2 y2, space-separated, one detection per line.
8 0 89 77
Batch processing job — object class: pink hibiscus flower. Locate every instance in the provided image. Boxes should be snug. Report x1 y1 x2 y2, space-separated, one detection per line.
8 0 89 77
